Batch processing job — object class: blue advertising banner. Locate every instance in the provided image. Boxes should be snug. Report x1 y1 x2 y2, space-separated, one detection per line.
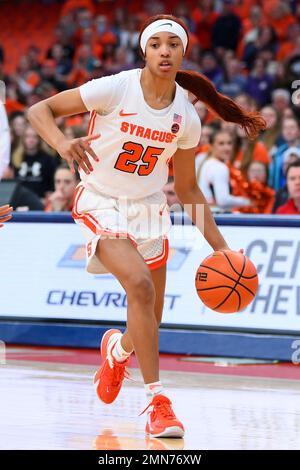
0 213 299 334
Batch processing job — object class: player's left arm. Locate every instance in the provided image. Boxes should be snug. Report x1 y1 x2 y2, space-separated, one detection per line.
172 146 230 251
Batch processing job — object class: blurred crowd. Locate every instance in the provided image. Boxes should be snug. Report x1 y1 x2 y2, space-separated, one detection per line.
1 0 300 215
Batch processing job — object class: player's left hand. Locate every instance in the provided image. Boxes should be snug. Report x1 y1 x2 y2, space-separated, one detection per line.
0 204 13 228
216 247 244 254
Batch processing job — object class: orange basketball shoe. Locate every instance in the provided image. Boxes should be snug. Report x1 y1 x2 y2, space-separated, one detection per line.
93 329 130 404
140 394 185 438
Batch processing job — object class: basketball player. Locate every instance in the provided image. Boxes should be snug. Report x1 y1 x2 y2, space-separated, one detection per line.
28 14 265 438
0 103 12 228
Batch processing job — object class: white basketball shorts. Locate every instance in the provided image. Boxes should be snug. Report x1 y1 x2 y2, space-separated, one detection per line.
72 183 172 274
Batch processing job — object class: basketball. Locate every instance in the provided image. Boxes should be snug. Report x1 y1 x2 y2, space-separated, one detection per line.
195 250 258 314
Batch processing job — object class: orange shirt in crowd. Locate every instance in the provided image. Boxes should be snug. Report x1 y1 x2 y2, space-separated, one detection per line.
65 115 84 128
5 98 25 114
263 0 296 40
277 41 295 61
270 15 296 41
233 0 258 20
191 8 219 50
44 200 74 212
73 40 104 62
276 199 300 215
67 67 90 87
185 32 200 59
26 71 40 88
235 142 271 166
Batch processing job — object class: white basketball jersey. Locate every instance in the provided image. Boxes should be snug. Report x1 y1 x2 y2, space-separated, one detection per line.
79 68 201 199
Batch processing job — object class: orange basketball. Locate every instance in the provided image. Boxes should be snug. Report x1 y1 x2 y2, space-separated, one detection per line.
195 250 258 314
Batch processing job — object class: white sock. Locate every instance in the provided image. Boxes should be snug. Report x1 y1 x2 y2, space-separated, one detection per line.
112 336 133 363
144 381 164 402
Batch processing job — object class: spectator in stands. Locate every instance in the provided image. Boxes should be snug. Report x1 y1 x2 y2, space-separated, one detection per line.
243 25 278 70
0 103 13 228
162 176 182 213
51 44 73 77
268 0 296 42
192 0 218 51
241 5 265 49
276 22 300 62
67 44 97 87
231 125 270 174
77 27 103 60
14 125 56 200
196 130 251 211
212 0 241 53
0 104 11 179
1 164 44 211
200 52 222 85
235 92 258 113
118 17 140 65
45 163 79 212
174 1 193 30
214 57 247 99
181 43 202 73
286 35 300 82
259 105 283 153
10 112 27 169
245 58 273 107
276 160 300 215
59 11 77 40
247 161 269 185
48 28 75 62
220 120 237 137
27 45 41 73
271 89 291 115
195 124 215 166
13 55 40 98
40 59 67 92
194 100 208 123
61 0 95 18
269 117 300 190
272 147 300 212
78 7 93 27
105 46 133 75
94 15 117 48
229 160 275 214
198 124 214 147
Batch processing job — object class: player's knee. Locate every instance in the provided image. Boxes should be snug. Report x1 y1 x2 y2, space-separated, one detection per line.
125 274 156 305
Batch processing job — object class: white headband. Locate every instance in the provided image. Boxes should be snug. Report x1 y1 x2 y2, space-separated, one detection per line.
140 19 188 56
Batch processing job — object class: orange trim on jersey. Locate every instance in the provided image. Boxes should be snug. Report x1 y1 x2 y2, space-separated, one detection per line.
72 184 138 247
147 238 169 271
87 110 96 136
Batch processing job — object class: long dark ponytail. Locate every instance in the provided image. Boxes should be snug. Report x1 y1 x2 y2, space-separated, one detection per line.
138 14 266 140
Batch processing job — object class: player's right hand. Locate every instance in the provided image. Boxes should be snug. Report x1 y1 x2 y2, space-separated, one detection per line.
0 204 13 228
56 134 101 175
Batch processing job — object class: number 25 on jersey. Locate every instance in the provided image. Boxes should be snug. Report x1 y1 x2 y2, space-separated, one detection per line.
114 141 164 176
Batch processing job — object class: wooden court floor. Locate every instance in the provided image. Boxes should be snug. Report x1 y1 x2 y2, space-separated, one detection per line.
0 346 300 450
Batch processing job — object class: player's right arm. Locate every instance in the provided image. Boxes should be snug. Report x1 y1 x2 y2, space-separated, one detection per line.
27 88 100 174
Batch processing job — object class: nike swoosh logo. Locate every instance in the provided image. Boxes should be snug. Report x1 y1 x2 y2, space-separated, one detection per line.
149 384 162 390
119 109 138 116
159 22 172 27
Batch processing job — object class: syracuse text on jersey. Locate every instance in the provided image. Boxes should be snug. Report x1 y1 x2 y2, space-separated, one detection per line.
120 121 177 143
